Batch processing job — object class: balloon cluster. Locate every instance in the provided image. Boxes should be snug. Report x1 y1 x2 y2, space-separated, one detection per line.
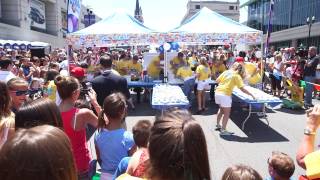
159 42 180 53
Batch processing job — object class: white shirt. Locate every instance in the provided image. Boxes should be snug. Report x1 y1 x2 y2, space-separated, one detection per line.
0 70 16 83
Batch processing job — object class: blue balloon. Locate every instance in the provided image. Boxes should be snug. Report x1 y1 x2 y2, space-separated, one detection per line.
159 45 164 53
171 42 179 50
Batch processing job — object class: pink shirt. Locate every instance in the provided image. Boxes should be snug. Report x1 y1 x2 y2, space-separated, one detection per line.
61 108 90 172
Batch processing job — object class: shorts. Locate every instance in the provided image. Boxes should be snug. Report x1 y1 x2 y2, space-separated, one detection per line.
215 93 232 108
197 80 211 91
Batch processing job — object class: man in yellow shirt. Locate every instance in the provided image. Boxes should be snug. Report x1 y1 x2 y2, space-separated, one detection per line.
176 62 195 101
170 52 186 76
128 55 143 103
147 53 164 79
127 55 143 78
116 54 131 76
215 62 255 136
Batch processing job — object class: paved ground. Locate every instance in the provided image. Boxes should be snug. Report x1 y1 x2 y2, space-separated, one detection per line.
122 95 320 180
88 93 320 180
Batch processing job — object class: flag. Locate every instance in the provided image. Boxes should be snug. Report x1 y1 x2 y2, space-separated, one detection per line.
264 0 274 55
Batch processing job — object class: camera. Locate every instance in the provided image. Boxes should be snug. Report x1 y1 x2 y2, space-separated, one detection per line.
296 49 308 59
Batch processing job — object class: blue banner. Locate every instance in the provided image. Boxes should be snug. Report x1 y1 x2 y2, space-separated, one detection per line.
67 0 82 33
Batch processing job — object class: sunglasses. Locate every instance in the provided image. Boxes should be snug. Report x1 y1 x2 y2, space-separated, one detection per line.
11 90 29 96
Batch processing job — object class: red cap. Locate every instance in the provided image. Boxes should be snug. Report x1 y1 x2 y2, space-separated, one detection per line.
235 56 244 63
70 67 85 78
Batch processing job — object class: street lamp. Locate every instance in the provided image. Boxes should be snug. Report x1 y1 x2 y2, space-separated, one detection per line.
306 16 316 49
86 9 93 27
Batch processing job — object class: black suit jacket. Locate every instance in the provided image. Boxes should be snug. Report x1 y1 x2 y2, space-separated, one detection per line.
91 71 130 106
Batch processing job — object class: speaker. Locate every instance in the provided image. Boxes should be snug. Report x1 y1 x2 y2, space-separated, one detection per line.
30 47 45 58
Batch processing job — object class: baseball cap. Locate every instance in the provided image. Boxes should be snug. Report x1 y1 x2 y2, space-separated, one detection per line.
70 67 85 78
235 56 244 63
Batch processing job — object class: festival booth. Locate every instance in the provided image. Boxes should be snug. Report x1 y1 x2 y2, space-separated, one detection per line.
66 10 190 111
66 10 164 47
166 7 281 128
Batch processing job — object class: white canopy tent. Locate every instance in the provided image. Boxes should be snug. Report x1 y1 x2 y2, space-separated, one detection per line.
167 7 263 45
67 10 163 47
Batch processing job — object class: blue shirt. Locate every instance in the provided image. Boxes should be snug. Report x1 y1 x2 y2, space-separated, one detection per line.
113 157 131 180
265 177 295 180
95 128 134 174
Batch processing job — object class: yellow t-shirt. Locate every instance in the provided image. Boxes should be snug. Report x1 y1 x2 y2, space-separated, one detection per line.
244 62 262 85
116 173 145 180
127 61 143 75
170 57 186 70
177 66 193 80
304 150 320 179
287 83 303 103
116 59 129 75
188 57 198 68
147 56 161 78
196 65 211 81
47 80 57 102
216 70 245 96
211 64 227 79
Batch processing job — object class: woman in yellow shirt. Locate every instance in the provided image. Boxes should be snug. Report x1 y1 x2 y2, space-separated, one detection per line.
210 55 227 101
215 62 255 136
196 57 211 114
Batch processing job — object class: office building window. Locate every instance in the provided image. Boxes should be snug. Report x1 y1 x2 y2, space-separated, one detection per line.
229 6 234 10
195 5 200 9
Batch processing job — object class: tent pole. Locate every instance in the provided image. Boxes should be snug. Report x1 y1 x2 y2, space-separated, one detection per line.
261 36 264 90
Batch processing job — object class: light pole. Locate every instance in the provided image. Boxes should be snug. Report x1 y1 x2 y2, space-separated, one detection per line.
87 9 93 27
306 16 315 49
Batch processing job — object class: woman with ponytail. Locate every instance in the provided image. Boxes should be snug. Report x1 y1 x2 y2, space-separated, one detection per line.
215 62 255 136
94 92 135 180
55 75 100 180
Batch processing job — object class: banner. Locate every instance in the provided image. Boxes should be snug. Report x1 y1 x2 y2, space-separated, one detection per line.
29 0 46 30
67 0 82 33
61 11 67 37
84 14 96 27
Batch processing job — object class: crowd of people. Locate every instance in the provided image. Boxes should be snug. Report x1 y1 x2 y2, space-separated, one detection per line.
0 45 319 180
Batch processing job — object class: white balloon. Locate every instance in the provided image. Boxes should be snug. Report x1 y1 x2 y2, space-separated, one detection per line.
255 51 262 58
163 43 171 51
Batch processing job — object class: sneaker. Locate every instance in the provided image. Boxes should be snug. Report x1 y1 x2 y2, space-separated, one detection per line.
220 130 234 136
215 124 222 131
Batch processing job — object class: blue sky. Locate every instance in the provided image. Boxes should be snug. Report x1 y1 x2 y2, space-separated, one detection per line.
82 0 249 31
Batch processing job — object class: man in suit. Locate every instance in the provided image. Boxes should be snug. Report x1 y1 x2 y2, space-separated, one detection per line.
91 55 133 108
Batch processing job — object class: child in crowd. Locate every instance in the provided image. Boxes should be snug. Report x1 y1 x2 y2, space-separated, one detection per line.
126 120 152 178
267 151 295 180
222 164 263 180
29 78 43 100
95 93 136 180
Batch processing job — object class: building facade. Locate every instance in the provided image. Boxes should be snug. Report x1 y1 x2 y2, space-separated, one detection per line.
134 0 143 23
182 0 240 24
243 0 320 50
0 0 99 48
